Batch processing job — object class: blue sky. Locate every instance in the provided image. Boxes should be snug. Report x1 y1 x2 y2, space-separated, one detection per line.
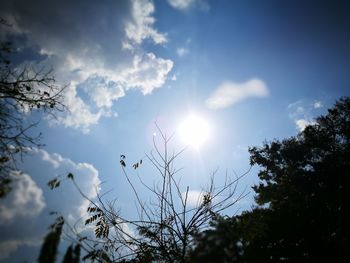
1 0 350 261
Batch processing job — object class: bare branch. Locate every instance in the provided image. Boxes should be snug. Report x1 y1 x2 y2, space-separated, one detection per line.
0 37 66 197
62 127 248 262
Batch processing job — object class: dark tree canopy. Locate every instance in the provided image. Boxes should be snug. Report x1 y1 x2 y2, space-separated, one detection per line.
190 97 350 262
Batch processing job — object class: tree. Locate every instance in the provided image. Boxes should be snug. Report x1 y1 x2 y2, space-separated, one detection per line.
62 244 81 263
190 97 350 262
38 216 65 263
0 19 65 197
187 215 244 263
58 126 248 262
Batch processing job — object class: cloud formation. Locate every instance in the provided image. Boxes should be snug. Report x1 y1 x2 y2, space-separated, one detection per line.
0 0 173 133
0 172 45 222
167 0 209 11
206 79 268 109
118 53 173 95
287 99 322 131
125 0 167 45
295 119 316 132
0 149 101 262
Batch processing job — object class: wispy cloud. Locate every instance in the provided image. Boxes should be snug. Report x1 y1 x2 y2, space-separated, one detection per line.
287 99 322 131
176 47 189 57
206 79 268 109
167 0 209 11
314 101 323 108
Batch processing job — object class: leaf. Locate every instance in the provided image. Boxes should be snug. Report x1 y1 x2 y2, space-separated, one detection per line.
47 178 60 190
133 160 142 170
85 218 92 225
67 173 74 180
120 160 126 167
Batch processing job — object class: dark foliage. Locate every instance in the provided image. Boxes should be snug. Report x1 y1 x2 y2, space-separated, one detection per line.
62 244 80 263
188 215 243 263
190 97 350 262
38 216 64 263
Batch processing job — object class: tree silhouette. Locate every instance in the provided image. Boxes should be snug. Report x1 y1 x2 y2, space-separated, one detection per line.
0 19 66 197
188 215 243 262
38 216 64 263
190 97 350 262
62 244 80 263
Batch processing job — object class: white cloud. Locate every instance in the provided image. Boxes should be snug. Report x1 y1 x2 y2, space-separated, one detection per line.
0 172 45 223
168 0 209 11
182 190 205 207
50 50 173 133
92 86 124 108
295 119 316 132
314 101 323 108
176 47 189 57
82 76 125 108
119 53 173 95
206 79 268 109
168 0 194 9
52 84 108 134
31 148 101 219
288 99 320 131
0 149 101 261
125 0 167 45
41 148 64 169
0 0 173 133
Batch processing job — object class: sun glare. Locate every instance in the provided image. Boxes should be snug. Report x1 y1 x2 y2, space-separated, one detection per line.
178 114 210 149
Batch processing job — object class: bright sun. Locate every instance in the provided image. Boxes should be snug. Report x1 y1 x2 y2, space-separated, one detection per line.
178 114 210 149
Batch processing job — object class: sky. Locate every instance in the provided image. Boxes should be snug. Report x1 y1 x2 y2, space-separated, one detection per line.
1 0 350 261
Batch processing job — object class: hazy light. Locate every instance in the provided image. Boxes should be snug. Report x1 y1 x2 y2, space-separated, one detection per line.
178 114 210 149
